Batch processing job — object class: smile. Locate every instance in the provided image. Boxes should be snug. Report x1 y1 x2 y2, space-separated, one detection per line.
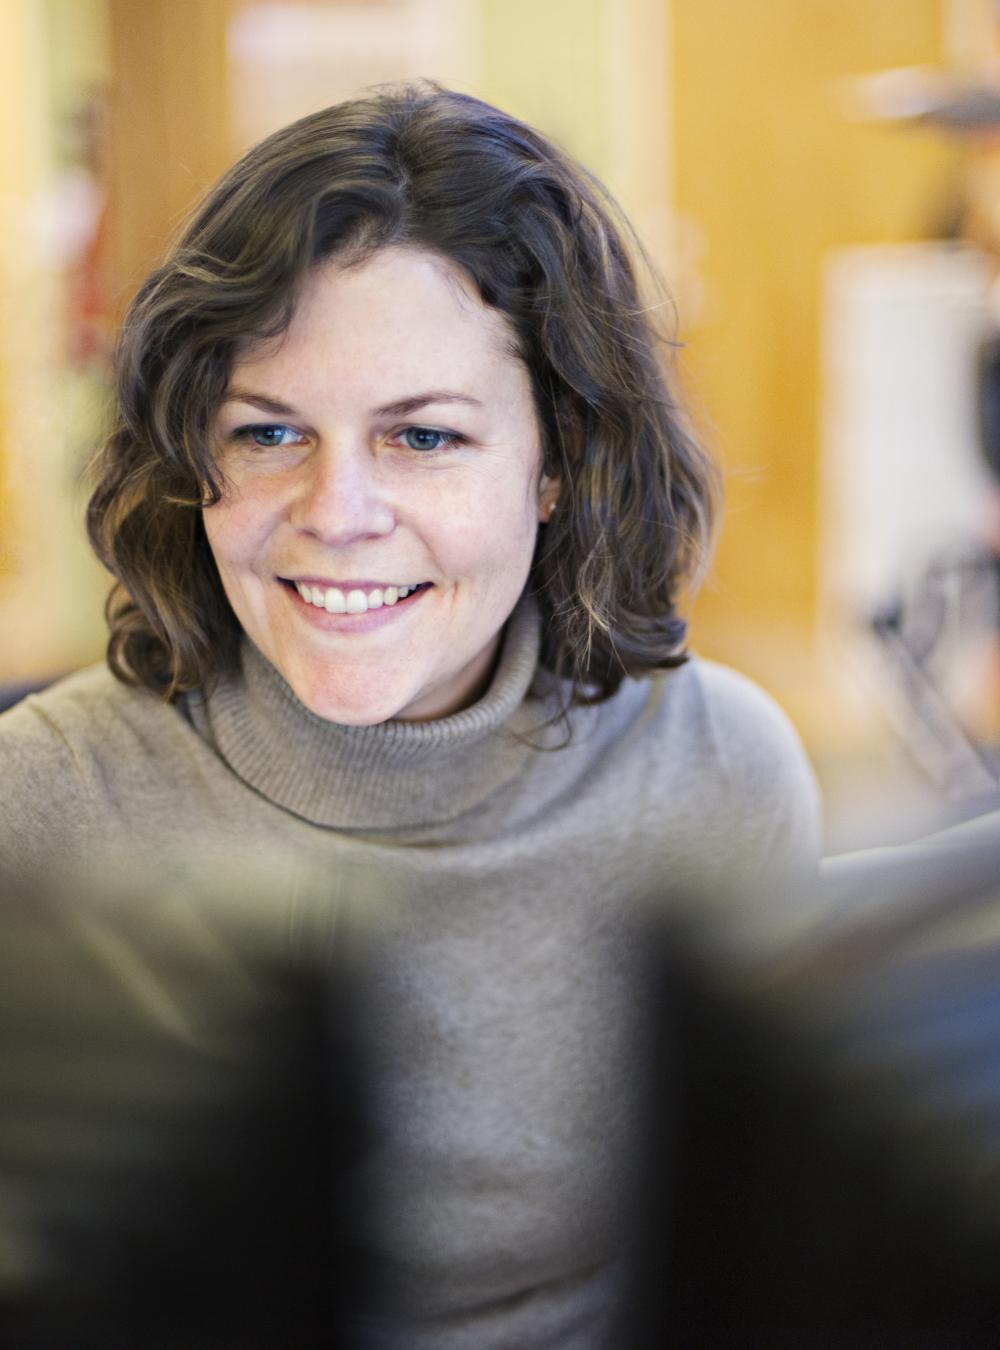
292 580 431 614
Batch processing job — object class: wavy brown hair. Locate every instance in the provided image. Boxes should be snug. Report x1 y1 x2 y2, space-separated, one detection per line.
87 82 719 706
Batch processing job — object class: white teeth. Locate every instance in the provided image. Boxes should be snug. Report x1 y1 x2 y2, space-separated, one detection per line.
294 581 418 614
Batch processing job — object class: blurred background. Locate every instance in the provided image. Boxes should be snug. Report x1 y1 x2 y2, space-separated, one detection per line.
3 0 1000 851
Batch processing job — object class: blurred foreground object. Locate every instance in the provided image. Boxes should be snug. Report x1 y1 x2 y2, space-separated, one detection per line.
0 861 364 1349
12 817 1000 1347
634 812 1000 1347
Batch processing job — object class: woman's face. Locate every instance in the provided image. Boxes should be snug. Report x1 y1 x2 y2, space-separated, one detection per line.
204 245 557 725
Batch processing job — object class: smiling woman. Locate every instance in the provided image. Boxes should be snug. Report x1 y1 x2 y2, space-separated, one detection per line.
0 83 821 1348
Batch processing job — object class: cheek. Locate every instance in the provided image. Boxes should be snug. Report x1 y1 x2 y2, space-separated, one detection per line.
457 506 539 594
443 461 542 554
203 493 269 574
202 509 240 579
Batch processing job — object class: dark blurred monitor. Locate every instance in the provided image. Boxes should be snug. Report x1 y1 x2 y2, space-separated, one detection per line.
0 865 366 1350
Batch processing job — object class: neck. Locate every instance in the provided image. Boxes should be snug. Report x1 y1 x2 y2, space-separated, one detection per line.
193 596 555 831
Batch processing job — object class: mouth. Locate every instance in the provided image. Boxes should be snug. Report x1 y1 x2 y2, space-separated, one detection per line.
282 579 434 616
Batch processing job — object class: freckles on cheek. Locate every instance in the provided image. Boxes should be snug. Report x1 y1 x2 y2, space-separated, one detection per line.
459 460 541 527
450 501 526 561
449 510 540 591
205 490 265 560
203 524 251 599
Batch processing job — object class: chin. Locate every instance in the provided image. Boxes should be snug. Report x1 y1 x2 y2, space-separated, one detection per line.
300 689 407 727
290 668 415 727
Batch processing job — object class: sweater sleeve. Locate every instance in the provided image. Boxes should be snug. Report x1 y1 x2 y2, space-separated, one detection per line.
677 660 823 897
727 682 822 891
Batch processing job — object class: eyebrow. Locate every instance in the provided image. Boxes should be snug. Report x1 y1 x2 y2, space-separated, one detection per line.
223 389 483 418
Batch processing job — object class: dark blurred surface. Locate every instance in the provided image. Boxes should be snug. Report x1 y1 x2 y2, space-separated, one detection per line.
0 864 366 1349
632 824 1000 1348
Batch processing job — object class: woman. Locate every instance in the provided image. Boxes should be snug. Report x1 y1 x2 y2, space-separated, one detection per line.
0 84 819 1346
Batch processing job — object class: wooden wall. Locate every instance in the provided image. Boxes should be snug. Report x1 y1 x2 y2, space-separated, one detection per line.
671 0 962 716
106 0 231 320
0 1 53 590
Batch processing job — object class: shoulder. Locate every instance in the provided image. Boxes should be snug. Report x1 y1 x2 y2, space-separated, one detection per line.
0 664 178 762
654 656 815 781
599 654 814 782
609 655 823 888
0 666 197 870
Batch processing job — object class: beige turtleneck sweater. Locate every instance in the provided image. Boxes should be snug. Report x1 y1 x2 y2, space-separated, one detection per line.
0 599 820 1347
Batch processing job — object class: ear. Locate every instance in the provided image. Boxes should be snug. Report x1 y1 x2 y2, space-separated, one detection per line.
537 473 561 524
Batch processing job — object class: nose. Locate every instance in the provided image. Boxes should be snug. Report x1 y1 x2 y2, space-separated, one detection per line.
289 443 395 544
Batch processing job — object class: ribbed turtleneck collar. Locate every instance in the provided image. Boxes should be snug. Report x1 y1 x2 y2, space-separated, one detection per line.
193 597 546 831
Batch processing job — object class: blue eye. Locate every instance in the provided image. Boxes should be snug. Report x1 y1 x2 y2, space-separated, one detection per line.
234 424 301 448
402 426 454 452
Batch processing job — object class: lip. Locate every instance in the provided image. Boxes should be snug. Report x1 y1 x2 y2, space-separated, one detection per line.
286 577 424 590
282 578 432 633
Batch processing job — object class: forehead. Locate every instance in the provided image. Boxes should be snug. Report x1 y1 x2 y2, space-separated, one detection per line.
231 246 523 390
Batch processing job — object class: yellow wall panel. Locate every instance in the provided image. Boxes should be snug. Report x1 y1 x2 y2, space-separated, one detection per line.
480 0 608 172
106 0 230 316
0 0 51 591
672 0 962 689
